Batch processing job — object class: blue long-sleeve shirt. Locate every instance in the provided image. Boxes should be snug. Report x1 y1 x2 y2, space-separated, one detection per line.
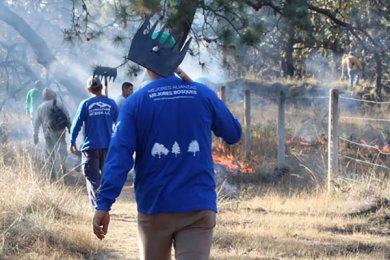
70 96 119 150
97 76 242 213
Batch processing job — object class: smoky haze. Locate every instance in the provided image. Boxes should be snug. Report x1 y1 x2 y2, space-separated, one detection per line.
1 1 363 144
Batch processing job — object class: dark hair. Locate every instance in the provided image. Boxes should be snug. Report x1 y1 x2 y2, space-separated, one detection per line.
87 76 103 91
122 82 133 91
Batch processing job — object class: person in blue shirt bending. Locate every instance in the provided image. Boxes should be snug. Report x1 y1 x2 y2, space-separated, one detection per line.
69 76 119 209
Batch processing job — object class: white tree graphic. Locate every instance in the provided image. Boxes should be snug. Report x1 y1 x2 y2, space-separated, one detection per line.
151 143 169 158
171 141 181 157
187 140 200 156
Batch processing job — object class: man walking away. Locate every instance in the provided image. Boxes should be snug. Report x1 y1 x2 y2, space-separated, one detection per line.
70 76 119 209
93 24 242 260
115 82 134 109
33 88 71 179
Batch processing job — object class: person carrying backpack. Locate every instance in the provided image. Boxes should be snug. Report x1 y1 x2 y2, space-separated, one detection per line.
33 88 71 177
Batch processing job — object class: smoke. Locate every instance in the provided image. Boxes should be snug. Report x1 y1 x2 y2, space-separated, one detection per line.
304 53 340 85
181 45 227 85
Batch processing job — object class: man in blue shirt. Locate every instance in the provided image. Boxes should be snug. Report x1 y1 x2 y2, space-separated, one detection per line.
93 23 241 259
93 67 241 258
70 76 119 209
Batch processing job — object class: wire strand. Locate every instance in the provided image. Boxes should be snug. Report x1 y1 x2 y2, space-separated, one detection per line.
341 154 390 170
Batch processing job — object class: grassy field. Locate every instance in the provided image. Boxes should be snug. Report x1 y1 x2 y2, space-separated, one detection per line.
2 140 390 259
0 142 101 259
213 186 390 259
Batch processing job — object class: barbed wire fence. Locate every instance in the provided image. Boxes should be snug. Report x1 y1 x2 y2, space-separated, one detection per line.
281 89 390 192
223 86 390 192
330 90 390 190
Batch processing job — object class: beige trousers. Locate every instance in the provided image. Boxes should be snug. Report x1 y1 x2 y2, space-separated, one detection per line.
137 210 216 260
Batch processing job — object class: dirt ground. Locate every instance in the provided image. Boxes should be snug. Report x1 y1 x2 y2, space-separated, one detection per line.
94 185 140 260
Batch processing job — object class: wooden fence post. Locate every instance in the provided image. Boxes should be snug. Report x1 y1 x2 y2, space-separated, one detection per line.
277 90 286 168
244 90 252 159
328 89 339 193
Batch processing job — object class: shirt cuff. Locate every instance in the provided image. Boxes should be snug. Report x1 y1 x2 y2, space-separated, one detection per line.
96 200 112 211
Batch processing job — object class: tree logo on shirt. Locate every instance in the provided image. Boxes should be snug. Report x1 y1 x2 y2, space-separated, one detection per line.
151 143 169 158
187 140 200 156
171 141 181 157
151 140 200 158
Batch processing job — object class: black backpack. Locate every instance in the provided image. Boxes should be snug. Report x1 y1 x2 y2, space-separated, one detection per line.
49 99 69 131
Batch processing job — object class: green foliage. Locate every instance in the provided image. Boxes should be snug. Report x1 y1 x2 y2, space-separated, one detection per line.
282 0 312 32
240 23 264 46
126 64 143 77
2 0 390 98
133 0 162 15
112 35 126 47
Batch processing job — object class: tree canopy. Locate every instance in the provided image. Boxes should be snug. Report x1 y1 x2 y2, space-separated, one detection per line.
0 0 389 106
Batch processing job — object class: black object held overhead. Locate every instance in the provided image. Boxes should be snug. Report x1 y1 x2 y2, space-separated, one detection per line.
127 18 192 78
93 66 117 84
93 66 117 96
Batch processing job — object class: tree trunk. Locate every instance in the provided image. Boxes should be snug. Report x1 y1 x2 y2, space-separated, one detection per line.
0 2 88 102
168 0 198 48
374 51 382 97
0 1 55 67
282 29 295 77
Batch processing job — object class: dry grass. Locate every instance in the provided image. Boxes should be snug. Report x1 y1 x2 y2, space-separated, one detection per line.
212 187 390 259
2 80 390 259
0 142 101 259
209 78 390 259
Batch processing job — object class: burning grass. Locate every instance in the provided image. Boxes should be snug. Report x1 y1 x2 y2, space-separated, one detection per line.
212 143 254 174
0 142 101 259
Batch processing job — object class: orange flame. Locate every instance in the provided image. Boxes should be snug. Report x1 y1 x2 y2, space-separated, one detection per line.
382 145 390 153
351 138 390 154
212 144 254 174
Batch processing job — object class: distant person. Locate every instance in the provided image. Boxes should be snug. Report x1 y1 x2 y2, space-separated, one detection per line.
33 88 71 177
93 27 242 260
342 51 363 89
115 82 134 109
25 80 44 126
69 76 119 209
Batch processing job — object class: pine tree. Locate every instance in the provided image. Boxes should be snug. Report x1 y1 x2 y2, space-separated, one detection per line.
171 141 181 157
187 140 200 156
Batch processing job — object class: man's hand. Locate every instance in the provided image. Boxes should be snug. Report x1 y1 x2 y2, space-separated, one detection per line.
93 210 110 240
175 67 192 82
69 144 78 154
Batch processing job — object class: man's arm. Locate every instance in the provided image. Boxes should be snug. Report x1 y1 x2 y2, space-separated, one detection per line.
32 108 42 144
25 91 31 115
58 101 72 133
96 109 136 212
210 91 242 144
111 100 120 122
69 102 85 153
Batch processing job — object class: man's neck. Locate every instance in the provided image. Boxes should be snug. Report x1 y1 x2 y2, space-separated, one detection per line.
92 92 103 97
